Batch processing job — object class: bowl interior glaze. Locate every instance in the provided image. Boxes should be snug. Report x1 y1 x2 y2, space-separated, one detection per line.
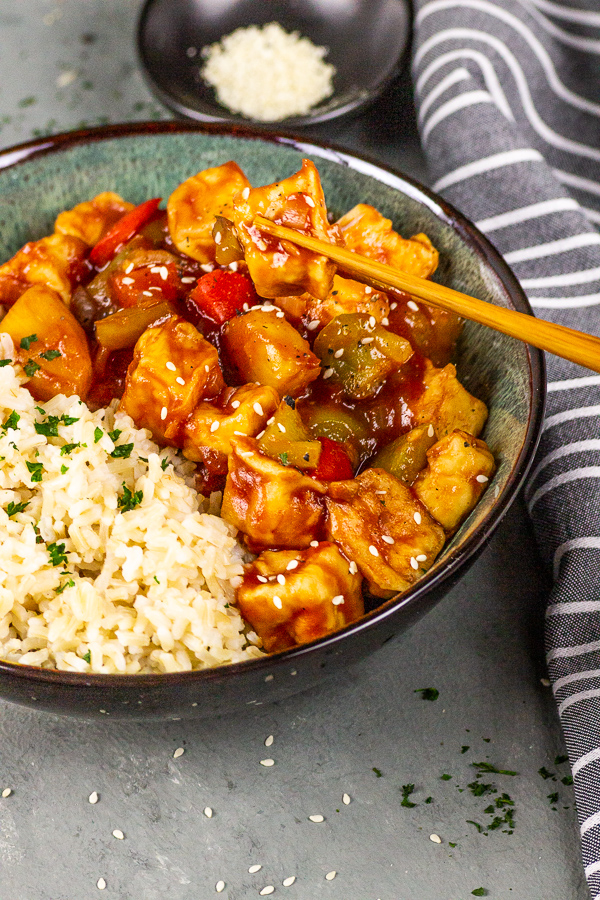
137 0 411 126
0 124 545 718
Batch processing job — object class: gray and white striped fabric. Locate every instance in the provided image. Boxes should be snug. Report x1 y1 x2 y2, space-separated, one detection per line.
411 0 600 893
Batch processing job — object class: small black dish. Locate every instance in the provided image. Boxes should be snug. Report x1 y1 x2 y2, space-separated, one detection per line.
137 0 412 127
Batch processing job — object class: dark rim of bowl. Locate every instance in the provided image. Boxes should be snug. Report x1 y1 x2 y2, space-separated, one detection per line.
0 121 546 687
135 0 412 128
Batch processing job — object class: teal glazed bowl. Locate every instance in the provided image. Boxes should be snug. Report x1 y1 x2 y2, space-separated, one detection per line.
0 123 545 719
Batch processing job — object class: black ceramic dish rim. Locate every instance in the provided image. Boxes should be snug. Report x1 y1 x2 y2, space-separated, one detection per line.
0 120 547 690
135 0 412 128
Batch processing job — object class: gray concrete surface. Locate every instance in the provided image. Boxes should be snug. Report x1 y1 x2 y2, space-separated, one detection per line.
0 2 589 897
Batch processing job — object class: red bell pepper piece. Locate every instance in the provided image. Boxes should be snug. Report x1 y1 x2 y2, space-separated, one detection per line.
89 197 162 268
311 437 354 481
187 270 258 326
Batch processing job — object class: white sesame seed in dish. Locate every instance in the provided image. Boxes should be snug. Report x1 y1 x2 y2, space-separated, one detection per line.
364 285 372 294
173 747 185 758
361 337 374 344
304 195 315 208
325 871 337 881
2 788 12 798
416 554 427 562
272 596 283 609
307 320 320 330
308 814 324 822
286 559 299 570
334 348 344 358
260 758 275 767
165 361 176 371
369 545 379 557
429 833 442 844
210 420 220 432
204 806 213 818
410 557 419 570
265 734 274 747
332 595 344 606
97 878 107 891
160 406 168 421
216 880 225 893
282 875 296 886
342 793 351 805
476 474 489 483
323 368 334 379
382 535 394 544
369 316 377 327
259 887 275 897
310 540 319 548
414 511 422 525
88 791 99 804
253 402 264 416
176 377 185 386
232 400 241 409
249 864 262 874
407 300 419 312
277 574 286 585
112 829 124 840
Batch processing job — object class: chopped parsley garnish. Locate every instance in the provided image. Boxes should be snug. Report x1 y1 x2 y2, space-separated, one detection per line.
0 359 12 367
94 427 103 444
2 411 20 432
400 784 416 808
60 443 80 455
440 773 452 781
538 766 556 780
60 465 68 474
24 359 41 377
160 457 169 471
562 775 573 786
448 841 456 847
547 792 559 805
32 523 43 544
6 500 28 517
461 745 470 753
555 754 569 766
110 443 133 459
39 349 61 361
467 820 483 833
372 767 383 778
47 542 68 567
279 451 289 466
117 483 143 512
108 429 122 442
56 578 74 595
35 416 61 437
424 796 433 804
154 576 160 584
20 334 37 350
472 889 488 897
61 415 79 426
26 460 43 482
414 687 439 701
82 650 91 663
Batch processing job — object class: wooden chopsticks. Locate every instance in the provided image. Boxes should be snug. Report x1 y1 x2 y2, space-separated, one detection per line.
254 215 600 374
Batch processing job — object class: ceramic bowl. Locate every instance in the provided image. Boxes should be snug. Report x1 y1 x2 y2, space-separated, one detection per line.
0 122 545 719
137 0 412 127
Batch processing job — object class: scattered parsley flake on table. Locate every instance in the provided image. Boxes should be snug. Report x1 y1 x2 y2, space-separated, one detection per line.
414 687 439 701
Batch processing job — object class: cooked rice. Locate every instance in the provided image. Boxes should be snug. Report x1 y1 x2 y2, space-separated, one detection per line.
0 334 263 674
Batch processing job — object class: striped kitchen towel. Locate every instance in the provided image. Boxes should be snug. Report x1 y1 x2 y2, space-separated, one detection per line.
411 0 600 893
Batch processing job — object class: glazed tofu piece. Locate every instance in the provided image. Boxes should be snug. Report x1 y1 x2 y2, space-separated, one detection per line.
167 161 251 263
325 468 445 597
236 542 364 652
222 306 321 396
232 159 336 301
221 436 328 552
411 361 488 438
0 232 88 308
120 314 225 444
183 383 280 461
54 191 134 247
413 430 495 532
0 284 92 401
337 204 439 279
306 275 390 329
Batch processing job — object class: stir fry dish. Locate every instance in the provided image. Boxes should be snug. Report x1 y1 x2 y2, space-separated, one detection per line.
0 159 495 657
